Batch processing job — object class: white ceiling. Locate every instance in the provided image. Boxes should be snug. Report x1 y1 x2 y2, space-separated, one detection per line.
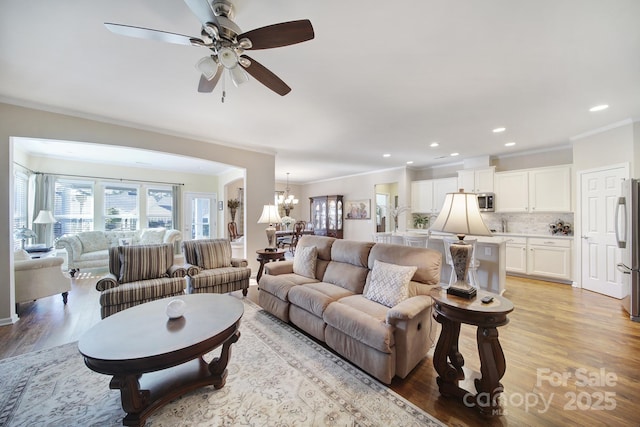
2 0 639 184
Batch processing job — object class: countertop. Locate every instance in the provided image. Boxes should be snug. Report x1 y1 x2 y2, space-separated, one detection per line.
403 229 574 243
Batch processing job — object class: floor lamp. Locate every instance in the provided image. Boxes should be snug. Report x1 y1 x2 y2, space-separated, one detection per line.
430 189 492 298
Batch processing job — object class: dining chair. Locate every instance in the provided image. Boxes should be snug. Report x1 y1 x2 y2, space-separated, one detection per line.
372 232 393 243
403 235 429 248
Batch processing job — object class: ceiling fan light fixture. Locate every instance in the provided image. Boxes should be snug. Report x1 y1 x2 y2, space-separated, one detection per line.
196 56 219 80
238 38 252 49
229 65 249 87
219 47 238 68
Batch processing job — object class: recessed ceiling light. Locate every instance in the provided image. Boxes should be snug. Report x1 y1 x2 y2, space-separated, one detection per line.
383 153 391 158
589 104 609 112
450 152 459 157
493 127 506 133
406 161 414 165
430 142 439 147
505 142 516 147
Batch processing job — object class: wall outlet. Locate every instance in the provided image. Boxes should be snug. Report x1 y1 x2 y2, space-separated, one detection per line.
484 247 492 256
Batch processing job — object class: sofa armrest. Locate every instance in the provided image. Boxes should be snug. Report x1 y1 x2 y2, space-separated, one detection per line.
184 262 201 277
231 258 248 267
55 235 82 262
168 264 187 278
163 229 182 244
14 256 64 271
96 273 119 291
386 295 433 324
264 260 294 276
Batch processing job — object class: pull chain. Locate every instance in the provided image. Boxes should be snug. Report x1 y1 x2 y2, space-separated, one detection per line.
221 70 226 103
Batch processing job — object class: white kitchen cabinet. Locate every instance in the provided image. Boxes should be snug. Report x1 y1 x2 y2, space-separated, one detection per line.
457 166 495 193
411 177 457 214
495 165 571 213
504 236 572 282
527 238 572 281
505 237 527 274
495 171 529 212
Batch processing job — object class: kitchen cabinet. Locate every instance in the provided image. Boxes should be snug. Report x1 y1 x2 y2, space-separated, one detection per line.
504 236 572 282
457 166 495 193
495 165 571 212
411 177 457 214
527 238 572 281
505 237 527 274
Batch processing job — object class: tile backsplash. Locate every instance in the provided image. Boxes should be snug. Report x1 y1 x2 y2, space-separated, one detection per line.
481 212 574 236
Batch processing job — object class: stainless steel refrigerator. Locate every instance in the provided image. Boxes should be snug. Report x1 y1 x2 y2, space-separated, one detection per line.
616 178 640 321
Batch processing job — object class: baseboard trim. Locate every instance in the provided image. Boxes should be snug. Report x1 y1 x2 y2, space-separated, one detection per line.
0 314 19 326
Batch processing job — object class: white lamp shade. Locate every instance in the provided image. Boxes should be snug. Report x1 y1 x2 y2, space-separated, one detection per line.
257 205 282 224
33 210 57 224
430 190 492 237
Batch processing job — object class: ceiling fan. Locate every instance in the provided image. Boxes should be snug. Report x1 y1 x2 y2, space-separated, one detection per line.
104 0 314 97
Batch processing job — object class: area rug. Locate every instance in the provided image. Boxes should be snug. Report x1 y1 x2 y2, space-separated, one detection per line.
0 299 445 426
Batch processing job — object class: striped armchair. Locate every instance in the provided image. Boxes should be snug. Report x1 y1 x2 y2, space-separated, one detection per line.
182 239 251 296
95 243 187 318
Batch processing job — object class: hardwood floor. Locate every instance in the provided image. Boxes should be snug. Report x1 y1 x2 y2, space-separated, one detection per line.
2 273 640 426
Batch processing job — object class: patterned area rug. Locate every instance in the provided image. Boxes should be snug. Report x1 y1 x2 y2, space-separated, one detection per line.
0 299 445 426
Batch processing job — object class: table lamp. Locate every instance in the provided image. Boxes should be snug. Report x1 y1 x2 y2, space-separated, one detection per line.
430 189 492 298
257 204 281 251
33 210 57 247
14 227 37 249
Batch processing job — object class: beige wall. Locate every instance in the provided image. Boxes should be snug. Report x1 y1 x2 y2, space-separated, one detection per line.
1 102 274 324
302 168 410 241
572 122 634 172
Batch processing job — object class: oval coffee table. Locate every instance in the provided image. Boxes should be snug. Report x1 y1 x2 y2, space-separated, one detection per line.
78 294 244 427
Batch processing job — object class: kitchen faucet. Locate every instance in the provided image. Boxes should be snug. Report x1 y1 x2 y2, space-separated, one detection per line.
501 218 508 233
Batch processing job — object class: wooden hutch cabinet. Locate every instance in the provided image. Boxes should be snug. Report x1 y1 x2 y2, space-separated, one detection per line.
309 195 343 239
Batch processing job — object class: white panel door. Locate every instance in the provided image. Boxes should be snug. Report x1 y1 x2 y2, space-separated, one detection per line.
580 166 627 298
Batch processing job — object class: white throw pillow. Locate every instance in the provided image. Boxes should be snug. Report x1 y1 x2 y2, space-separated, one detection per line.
365 260 417 308
293 245 317 279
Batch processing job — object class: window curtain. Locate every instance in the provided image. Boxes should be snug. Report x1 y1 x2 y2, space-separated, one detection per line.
172 185 182 253
33 173 56 247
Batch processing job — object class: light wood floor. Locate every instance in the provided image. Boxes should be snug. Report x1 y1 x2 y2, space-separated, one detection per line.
2 273 640 426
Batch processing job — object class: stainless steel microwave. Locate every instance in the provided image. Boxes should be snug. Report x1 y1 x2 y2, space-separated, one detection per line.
477 193 495 212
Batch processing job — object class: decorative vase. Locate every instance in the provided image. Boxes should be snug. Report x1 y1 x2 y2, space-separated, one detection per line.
230 208 237 222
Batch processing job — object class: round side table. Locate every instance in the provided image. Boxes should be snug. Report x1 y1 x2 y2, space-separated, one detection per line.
255 249 286 283
430 287 514 416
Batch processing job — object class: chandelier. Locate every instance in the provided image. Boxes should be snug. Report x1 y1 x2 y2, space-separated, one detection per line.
277 173 299 216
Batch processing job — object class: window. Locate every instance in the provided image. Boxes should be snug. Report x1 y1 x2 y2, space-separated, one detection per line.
104 185 138 231
147 188 173 228
54 180 94 239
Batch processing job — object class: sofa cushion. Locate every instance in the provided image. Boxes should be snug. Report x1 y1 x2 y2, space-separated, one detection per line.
323 295 395 353
293 245 317 279
139 228 166 245
78 231 110 253
367 244 442 296
365 260 417 308
118 245 169 283
288 282 354 318
195 240 232 269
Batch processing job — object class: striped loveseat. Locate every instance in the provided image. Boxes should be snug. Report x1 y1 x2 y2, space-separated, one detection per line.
95 243 187 318
182 239 251 296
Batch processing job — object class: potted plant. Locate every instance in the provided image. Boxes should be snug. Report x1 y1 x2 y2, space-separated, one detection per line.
413 214 429 229
227 198 241 222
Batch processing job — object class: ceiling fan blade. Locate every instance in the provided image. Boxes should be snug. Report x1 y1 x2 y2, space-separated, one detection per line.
240 55 291 96
183 0 218 27
104 23 202 46
198 66 223 93
239 19 314 50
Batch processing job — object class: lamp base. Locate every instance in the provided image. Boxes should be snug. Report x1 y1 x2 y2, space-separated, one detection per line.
446 284 477 299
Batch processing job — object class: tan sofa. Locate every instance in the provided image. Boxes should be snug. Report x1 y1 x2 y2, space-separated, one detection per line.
56 228 182 276
258 235 442 384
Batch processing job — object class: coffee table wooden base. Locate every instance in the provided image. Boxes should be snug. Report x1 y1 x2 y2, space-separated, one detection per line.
111 331 239 427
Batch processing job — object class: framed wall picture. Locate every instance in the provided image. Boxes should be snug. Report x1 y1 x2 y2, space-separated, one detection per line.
345 199 371 219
